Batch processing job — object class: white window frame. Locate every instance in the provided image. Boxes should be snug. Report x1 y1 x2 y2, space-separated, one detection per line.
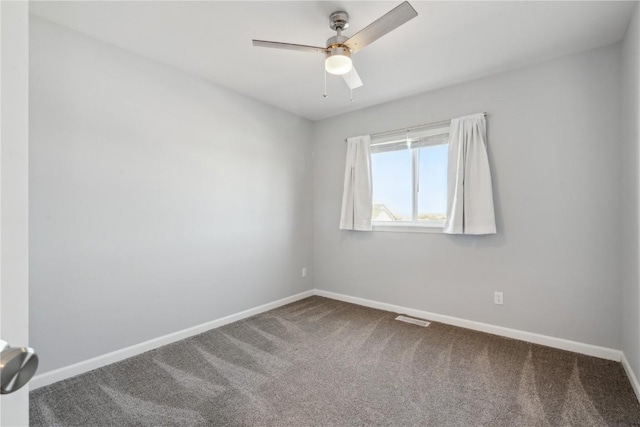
371 124 449 234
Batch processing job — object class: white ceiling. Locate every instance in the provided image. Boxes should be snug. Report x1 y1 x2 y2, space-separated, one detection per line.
30 1 636 121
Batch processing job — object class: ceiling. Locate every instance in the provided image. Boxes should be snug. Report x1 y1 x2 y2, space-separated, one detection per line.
30 1 636 121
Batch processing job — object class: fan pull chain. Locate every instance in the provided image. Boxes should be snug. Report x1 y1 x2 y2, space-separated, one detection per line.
323 69 328 98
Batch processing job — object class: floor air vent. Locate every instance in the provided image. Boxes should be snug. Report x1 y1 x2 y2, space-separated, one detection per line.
395 315 430 327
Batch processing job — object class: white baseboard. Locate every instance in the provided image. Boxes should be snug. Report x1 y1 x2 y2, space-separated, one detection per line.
621 352 640 402
314 289 622 362
30 290 314 390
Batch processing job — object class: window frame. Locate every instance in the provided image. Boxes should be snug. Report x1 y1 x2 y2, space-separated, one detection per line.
370 124 450 233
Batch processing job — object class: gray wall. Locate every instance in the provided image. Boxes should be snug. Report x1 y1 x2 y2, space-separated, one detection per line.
621 3 640 379
29 16 313 373
313 44 623 349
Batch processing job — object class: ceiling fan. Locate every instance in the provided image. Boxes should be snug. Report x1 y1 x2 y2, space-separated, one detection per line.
252 1 418 92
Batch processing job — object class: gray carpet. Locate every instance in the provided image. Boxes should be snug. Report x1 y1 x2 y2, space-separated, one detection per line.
30 296 640 426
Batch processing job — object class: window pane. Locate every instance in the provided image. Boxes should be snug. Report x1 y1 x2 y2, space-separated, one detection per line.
371 149 412 222
418 144 448 222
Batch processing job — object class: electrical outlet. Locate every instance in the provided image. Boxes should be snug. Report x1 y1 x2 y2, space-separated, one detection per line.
494 291 503 305
302 267 307 278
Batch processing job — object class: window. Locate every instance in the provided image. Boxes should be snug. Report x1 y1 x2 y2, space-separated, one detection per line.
370 124 449 231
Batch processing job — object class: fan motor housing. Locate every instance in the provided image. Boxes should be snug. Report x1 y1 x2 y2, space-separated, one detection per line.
326 35 348 48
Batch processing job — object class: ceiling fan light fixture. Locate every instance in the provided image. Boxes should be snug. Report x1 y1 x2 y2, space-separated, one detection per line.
253 1 419 91
325 47 352 75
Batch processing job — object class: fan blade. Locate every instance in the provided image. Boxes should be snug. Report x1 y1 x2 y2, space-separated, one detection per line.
344 2 417 53
342 66 363 89
252 40 326 54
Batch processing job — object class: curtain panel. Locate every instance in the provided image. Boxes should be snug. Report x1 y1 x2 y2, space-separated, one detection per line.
339 135 373 231
443 113 496 235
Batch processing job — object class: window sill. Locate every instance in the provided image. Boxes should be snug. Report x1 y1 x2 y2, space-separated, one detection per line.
372 222 444 234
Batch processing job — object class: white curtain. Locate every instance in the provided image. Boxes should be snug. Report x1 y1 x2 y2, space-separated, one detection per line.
339 135 373 231
443 113 496 235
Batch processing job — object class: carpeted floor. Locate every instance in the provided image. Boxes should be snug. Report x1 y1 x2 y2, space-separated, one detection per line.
31 296 640 426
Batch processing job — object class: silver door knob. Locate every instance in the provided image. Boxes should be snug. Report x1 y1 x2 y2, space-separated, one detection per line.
0 339 38 394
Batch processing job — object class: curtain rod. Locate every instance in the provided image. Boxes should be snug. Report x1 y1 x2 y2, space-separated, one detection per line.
345 112 488 142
